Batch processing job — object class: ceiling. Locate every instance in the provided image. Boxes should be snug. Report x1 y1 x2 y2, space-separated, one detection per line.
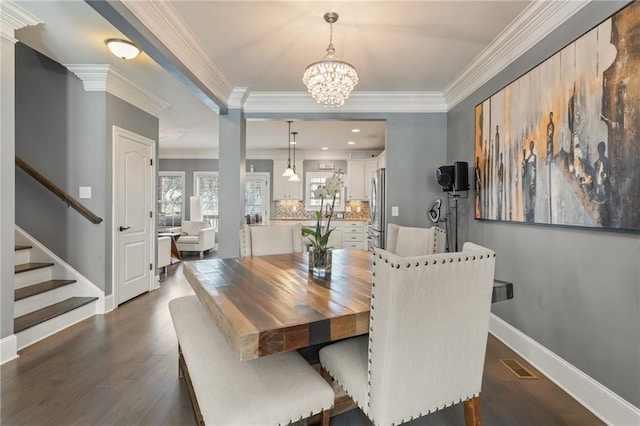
14 1 533 155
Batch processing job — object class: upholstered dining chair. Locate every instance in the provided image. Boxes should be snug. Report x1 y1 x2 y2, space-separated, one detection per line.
386 223 446 256
239 223 303 257
319 242 496 426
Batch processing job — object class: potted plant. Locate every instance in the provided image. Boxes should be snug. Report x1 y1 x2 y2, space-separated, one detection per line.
302 170 346 276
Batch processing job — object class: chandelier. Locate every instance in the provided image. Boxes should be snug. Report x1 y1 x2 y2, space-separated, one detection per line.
303 12 358 107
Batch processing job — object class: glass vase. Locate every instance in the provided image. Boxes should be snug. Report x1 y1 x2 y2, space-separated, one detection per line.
309 246 332 277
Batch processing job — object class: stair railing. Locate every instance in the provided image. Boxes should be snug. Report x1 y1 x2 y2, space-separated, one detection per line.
15 156 103 224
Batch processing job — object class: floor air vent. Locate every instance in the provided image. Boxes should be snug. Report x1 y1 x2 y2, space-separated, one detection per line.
500 359 538 379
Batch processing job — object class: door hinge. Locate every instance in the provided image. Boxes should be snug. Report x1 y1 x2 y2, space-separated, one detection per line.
150 263 153 271
150 211 153 218
150 159 153 166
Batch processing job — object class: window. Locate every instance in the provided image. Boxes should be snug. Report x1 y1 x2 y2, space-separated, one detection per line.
305 172 344 211
157 172 185 226
194 172 219 227
245 172 270 223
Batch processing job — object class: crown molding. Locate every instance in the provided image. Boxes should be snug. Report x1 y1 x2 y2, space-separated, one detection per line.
244 91 447 114
159 148 381 161
228 87 249 109
65 64 170 117
0 1 42 43
120 0 232 108
443 0 591 110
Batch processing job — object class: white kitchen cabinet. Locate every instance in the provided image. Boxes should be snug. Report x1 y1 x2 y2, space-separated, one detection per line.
348 159 378 201
377 151 386 169
364 158 378 201
273 160 303 200
347 160 365 200
342 221 367 249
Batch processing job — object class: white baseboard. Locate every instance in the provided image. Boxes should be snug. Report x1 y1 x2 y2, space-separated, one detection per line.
1 334 18 365
104 295 115 313
489 314 640 426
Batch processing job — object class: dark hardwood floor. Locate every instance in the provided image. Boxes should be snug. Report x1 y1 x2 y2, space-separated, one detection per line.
2 252 604 425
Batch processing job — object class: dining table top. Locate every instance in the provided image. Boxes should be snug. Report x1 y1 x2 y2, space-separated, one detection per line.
183 249 373 361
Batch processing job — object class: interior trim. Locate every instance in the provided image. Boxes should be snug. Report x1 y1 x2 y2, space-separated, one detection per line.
443 1 590 109
0 334 18 365
65 64 170 117
489 314 640 426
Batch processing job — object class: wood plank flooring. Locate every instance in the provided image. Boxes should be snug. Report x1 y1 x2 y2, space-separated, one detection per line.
1 255 605 425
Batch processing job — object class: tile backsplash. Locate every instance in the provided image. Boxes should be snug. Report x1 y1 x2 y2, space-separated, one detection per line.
273 200 370 221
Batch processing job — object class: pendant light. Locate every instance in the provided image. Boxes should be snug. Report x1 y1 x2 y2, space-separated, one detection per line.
282 120 295 177
288 131 301 182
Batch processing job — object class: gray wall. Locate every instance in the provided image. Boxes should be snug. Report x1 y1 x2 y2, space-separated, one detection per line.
15 43 159 297
1 35 17 339
447 1 639 406
15 42 107 289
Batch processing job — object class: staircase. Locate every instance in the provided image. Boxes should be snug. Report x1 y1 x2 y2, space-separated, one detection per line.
13 228 104 350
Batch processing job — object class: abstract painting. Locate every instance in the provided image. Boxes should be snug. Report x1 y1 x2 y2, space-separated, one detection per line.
474 1 640 232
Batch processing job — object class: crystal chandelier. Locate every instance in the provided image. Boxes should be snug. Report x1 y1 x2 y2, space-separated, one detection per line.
303 12 358 107
282 120 295 177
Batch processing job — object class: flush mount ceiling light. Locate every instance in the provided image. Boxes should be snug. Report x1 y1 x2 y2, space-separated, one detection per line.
106 38 140 60
288 131 301 182
303 12 358 108
282 120 295 177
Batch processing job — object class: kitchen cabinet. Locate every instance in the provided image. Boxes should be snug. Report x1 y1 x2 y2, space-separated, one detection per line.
347 159 378 201
273 160 303 200
377 151 386 169
342 221 367 249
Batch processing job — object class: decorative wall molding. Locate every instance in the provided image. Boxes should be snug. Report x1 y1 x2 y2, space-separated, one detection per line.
0 334 18 365
244 91 447 114
65 65 170 117
120 0 232 108
443 0 590 109
0 1 42 43
490 314 640 426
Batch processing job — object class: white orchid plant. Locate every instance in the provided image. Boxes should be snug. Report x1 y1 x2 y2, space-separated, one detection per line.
302 170 347 251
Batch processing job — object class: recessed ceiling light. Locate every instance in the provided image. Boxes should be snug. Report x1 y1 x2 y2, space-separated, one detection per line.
351 128 360 133
106 39 140 60
347 141 355 145
321 147 329 150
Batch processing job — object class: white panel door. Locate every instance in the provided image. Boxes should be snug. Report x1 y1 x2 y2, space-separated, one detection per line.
115 127 154 305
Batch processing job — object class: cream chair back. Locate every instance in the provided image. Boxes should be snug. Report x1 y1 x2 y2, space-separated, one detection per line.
368 243 495 424
386 223 446 256
239 224 303 257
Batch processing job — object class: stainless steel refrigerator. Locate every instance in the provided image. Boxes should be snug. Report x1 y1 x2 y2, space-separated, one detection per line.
368 168 386 250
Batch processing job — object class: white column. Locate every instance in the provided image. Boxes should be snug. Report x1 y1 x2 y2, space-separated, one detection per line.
0 1 41 363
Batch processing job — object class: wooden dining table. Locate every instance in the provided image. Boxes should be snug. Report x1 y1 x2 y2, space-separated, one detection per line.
183 249 373 361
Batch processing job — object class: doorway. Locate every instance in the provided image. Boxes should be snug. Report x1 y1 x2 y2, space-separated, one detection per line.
113 126 155 305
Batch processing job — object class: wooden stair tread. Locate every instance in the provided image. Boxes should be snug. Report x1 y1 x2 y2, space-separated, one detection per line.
15 280 76 301
15 245 32 251
14 297 98 333
15 262 54 274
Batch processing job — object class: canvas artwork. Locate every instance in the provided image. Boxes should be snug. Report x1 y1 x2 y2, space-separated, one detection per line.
474 1 640 232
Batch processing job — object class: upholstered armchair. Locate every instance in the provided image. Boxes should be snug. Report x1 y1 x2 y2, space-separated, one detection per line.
239 223 303 257
176 220 215 256
319 242 496 426
386 223 446 256
157 236 172 278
